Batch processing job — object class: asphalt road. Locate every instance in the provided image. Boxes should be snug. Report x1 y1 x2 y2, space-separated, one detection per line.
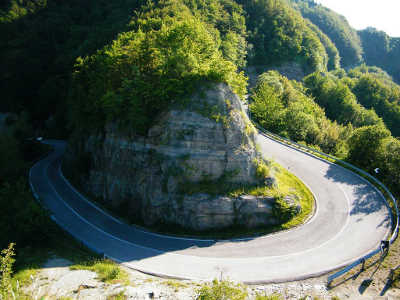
29 135 391 283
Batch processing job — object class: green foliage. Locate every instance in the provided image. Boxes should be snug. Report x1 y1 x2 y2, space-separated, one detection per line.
182 0 248 68
303 72 383 128
255 294 283 300
70 259 128 283
305 19 340 70
359 27 400 83
250 71 349 156
0 0 143 134
347 124 390 171
273 164 314 229
351 73 400 137
0 243 15 299
0 119 55 250
69 0 247 134
239 0 328 72
376 137 400 193
273 197 297 223
107 291 127 300
196 279 247 300
254 158 270 179
292 0 363 67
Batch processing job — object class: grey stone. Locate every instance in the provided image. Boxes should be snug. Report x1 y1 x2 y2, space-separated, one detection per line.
66 83 284 230
284 194 302 214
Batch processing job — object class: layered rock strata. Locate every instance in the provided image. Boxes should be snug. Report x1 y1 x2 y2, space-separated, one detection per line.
67 83 292 230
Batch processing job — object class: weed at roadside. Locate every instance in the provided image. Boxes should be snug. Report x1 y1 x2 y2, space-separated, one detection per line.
107 290 127 300
70 259 129 284
196 279 247 300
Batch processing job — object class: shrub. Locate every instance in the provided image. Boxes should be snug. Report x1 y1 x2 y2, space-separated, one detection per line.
0 243 15 299
70 259 128 283
254 159 270 179
273 197 298 223
196 279 247 300
255 293 283 300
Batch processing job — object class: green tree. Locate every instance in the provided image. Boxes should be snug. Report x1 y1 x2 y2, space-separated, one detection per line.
347 124 391 169
352 74 400 137
293 0 363 67
377 137 400 194
305 19 340 70
358 27 400 84
69 3 247 134
238 0 328 72
250 71 346 155
304 72 382 128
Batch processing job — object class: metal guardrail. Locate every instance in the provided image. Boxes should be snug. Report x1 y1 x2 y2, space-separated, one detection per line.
249 115 399 284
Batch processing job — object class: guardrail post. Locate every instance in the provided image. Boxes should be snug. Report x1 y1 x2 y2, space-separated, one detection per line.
361 258 366 272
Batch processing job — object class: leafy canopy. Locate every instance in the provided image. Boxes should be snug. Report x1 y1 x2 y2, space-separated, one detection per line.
69 0 247 134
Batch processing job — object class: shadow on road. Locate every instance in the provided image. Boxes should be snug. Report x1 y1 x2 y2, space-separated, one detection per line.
324 164 391 230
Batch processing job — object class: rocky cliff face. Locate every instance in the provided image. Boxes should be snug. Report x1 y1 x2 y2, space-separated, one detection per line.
67 83 285 230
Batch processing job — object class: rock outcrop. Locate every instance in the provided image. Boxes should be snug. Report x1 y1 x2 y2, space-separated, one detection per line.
66 83 289 230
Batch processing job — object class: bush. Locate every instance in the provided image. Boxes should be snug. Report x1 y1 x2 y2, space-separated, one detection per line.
273 197 298 223
250 71 348 156
70 259 128 283
254 159 270 180
196 279 247 300
0 243 15 299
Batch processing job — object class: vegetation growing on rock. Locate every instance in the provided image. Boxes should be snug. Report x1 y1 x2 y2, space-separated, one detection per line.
69 0 247 135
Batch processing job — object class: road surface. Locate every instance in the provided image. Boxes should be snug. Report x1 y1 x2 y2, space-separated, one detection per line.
29 134 391 283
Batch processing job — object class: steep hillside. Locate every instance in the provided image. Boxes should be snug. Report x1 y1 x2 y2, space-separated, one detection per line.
305 19 340 70
290 0 363 67
359 27 400 83
239 0 328 73
0 0 143 132
349 66 400 137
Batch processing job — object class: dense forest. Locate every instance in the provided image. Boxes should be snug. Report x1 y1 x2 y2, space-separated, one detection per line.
358 27 400 83
1 0 400 272
289 0 363 67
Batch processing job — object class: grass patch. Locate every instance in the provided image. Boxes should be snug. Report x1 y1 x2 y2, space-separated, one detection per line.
162 280 189 291
107 291 127 300
258 126 398 231
254 158 270 179
255 294 283 300
70 258 129 284
196 279 247 300
273 163 314 229
392 267 400 288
